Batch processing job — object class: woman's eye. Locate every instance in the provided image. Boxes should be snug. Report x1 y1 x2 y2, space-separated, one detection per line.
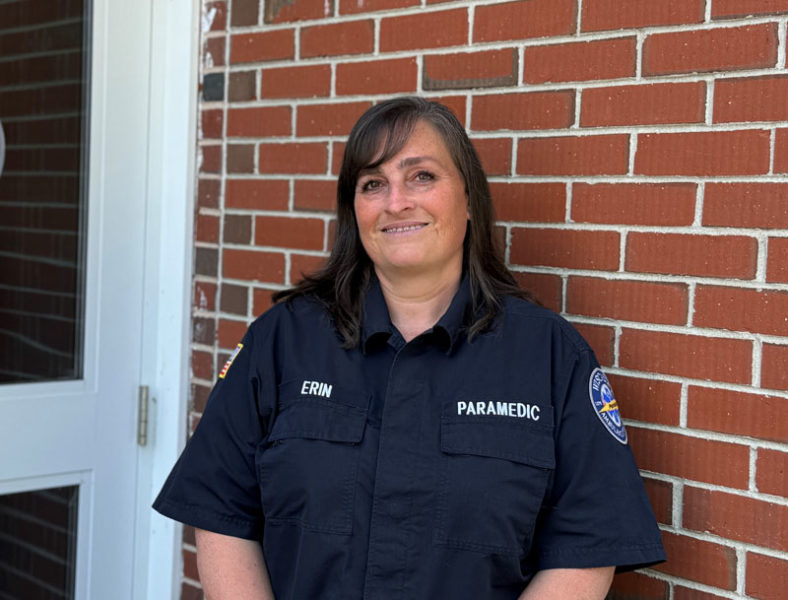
359 179 382 192
415 171 434 182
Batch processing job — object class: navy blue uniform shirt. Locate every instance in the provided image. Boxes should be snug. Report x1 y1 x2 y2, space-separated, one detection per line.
154 278 665 599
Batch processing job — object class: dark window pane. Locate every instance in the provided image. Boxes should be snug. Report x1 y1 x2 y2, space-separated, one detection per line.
0 0 88 383
0 485 79 599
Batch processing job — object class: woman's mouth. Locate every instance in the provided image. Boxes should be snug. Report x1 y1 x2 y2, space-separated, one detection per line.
381 223 427 234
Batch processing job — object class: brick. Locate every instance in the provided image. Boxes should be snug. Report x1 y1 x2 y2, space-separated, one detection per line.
762 343 788 390
747 553 788 600
473 0 576 43
683 486 788 551
230 29 294 64
517 135 629 176
205 1 227 31
222 248 285 283
756 449 787 498
192 316 216 345
626 233 757 279
300 20 374 58
225 179 289 210
572 183 696 226
259 142 328 174
294 179 336 212
607 374 681 426
674 587 727 600
571 323 614 366
195 247 218 277
194 281 217 311
218 318 248 349
204 37 226 68
776 129 788 173
201 109 223 139
228 70 256 101
423 49 518 91
297 102 371 137
255 216 324 251
523 38 636 84
510 228 619 270
619 329 752 384
192 350 213 380
654 531 736 589
253 288 277 315
694 285 788 336
226 106 291 137
642 477 673 525
264 0 333 23
220 283 248 315
261 64 330 99
715 76 788 122
567 277 688 325
196 214 219 244
339 0 418 14
432 95 467 126
231 0 259 25
380 9 466 52
472 91 574 131
223 214 252 244
582 0 704 31
511 272 562 313
635 130 771 176
336 58 417 96
331 141 346 175
290 253 326 282
688 386 788 443
713 0 788 18
469 138 511 176
628 427 750 488
198 178 220 209
643 24 778 76
704 183 788 228
608 570 669 600
489 182 565 222
581 82 705 126
183 548 199 581
227 144 255 173
201 145 222 173
204 72 225 102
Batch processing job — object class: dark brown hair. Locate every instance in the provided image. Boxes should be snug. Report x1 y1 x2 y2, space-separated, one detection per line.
273 96 530 347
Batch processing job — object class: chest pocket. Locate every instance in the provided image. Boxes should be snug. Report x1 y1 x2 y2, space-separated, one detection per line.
256 383 368 535
434 410 555 555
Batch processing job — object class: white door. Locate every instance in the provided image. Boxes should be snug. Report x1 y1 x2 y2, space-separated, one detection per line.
0 1 154 597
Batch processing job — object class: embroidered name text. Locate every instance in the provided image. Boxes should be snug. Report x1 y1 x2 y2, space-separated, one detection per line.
301 380 333 398
457 401 540 421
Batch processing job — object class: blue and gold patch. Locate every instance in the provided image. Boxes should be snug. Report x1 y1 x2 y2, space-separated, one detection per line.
589 368 627 444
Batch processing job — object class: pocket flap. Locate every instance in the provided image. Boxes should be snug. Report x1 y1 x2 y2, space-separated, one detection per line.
269 399 367 443
440 419 555 469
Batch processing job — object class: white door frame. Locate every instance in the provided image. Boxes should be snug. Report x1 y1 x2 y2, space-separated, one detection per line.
133 0 200 598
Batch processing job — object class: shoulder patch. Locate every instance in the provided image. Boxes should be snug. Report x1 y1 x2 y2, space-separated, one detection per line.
588 368 627 444
218 343 243 379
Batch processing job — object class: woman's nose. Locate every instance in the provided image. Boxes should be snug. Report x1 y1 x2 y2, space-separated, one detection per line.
386 181 415 212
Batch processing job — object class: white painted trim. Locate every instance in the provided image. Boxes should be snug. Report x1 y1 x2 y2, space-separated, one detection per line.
134 1 200 598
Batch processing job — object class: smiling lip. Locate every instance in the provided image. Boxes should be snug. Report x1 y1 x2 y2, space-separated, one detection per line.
380 222 428 234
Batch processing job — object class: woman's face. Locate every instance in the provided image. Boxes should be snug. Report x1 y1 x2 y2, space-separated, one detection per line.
353 120 469 281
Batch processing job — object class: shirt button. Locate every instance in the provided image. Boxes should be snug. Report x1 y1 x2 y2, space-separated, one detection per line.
385 499 411 519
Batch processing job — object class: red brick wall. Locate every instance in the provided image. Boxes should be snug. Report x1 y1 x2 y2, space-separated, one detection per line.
188 1 788 598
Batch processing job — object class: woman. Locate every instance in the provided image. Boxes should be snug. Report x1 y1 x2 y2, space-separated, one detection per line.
154 97 665 599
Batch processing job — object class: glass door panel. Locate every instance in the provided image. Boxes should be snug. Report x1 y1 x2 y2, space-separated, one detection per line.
0 486 78 599
0 0 88 383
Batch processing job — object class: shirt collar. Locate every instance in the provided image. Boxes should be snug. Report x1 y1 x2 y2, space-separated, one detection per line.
361 274 473 355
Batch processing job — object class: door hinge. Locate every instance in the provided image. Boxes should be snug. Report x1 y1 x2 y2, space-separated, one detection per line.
138 385 149 446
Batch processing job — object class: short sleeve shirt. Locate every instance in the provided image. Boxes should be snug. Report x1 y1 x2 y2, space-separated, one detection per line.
153 278 665 599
